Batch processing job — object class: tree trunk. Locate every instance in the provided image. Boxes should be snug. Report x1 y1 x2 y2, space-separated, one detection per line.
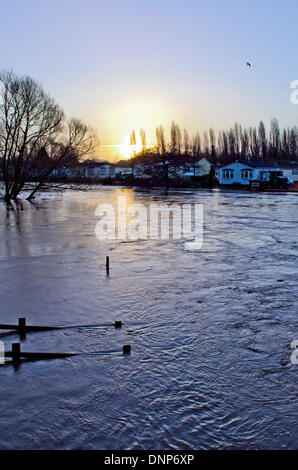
27 182 43 201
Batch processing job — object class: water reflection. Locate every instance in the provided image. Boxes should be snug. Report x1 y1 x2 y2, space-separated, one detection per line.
0 188 297 450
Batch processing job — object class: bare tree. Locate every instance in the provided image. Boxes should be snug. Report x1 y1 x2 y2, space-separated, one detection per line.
156 125 167 156
209 127 216 160
222 131 229 160
258 121 267 160
130 129 137 157
193 132 201 156
228 128 236 158
203 131 210 156
156 124 170 189
241 128 249 159
252 127 260 159
217 131 224 158
289 126 298 159
234 122 240 156
0 70 97 202
270 118 281 160
140 128 146 153
170 121 182 155
190 132 201 175
183 128 190 155
27 119 96 200
0 71 63 201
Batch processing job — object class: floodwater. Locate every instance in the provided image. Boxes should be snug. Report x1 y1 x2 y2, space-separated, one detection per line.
0 187 297 450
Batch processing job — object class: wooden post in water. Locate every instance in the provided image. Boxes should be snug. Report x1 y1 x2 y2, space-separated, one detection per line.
12 343 21 363
18 318 27 339
123 345 131 355
18 318 26 332
106 256 110 276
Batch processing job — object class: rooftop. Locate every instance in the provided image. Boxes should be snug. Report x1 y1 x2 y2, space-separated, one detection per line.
220 160 280 169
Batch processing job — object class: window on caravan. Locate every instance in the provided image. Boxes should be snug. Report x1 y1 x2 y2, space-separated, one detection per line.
241 169 253 179
223 170 234 179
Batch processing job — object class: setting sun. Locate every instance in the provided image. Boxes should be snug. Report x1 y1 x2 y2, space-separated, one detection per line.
119 133 144 159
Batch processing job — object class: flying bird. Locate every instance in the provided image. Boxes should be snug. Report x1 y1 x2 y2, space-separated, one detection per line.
246 62 252 68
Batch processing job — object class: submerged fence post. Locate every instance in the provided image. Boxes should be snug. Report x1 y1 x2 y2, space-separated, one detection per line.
18 318 27 339
18 318 26 332
123 345 131 355
12 343 21 363
106 256 110 276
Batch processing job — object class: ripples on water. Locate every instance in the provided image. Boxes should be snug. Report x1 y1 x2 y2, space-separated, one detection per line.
0 188 297 449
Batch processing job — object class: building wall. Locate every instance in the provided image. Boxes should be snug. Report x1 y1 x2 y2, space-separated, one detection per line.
80 165 119 179
195 158 212 176
50 164 119 179
279 168 298 182
219 162 274 185
170 158 212 178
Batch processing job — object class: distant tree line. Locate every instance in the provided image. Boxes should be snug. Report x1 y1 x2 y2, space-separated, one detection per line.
122 120 298 190
128 119 298 166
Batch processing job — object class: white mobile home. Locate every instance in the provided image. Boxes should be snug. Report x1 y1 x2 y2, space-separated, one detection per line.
219 161 280 186
277 163 298 183
80 162 119 179
172 157 213 179
51 162 120 179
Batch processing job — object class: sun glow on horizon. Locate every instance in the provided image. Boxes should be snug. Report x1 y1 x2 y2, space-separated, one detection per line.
104 99 169 158
119 133 144 159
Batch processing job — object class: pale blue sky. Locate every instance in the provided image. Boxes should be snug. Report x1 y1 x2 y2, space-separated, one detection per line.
0 0 297 159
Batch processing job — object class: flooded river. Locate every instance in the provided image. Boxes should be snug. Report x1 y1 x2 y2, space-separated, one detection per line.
0 187 297 449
